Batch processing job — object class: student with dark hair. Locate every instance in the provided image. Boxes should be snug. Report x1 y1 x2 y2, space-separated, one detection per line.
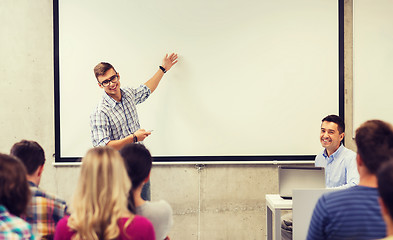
120 143 173 240
377 160 393 240
10 140 68 240
0 153 35 239
307 119 393 239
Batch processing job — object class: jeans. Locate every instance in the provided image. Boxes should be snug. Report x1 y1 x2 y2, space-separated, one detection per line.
141 179 151 201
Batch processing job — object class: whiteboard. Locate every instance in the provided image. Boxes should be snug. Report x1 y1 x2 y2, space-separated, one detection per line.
56 0 339 159
353 0 393 132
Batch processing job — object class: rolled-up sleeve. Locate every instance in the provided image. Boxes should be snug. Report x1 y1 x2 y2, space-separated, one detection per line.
133 85 151 104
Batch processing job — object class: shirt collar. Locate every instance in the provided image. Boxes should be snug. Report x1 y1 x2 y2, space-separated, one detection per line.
322 143 344 160
102 88 124 108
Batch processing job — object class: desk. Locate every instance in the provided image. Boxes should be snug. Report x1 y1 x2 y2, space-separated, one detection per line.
266 194 292 240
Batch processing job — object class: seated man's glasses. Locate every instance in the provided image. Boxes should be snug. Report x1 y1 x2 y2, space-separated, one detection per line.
99 74 119 87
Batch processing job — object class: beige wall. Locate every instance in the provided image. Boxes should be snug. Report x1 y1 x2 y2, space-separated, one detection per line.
0 0 354 239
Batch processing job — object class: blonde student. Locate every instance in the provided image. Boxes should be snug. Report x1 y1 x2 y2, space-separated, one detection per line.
54 147 155 240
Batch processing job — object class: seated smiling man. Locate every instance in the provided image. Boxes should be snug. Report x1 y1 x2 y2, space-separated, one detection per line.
315 114 359 188
281 115 359 240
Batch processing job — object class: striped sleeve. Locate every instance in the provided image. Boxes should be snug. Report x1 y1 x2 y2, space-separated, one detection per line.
307 196 328 240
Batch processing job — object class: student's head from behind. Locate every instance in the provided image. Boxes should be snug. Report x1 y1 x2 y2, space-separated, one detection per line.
68 147 131 239
0 153 30 217
377 160 393 226
120 143 152 188
320 115 345 154
355 120 393 174
10 140 45 176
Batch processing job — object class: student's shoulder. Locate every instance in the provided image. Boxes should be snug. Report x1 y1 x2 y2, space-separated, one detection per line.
124 215 154 230
55 216 75 239
320 186 368 205
57 216 70 226
32 187 67 206
120 216 154 239
55 216 71 232
144 200 173 215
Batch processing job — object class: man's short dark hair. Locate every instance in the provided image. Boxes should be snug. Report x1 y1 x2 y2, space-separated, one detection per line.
377 160 393 220
322 115 345 134
10 140 45 175
0 153 30 216
93 62 117 79
355 120 393 174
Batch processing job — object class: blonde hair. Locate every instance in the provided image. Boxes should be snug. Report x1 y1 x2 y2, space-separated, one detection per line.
68 147 132 240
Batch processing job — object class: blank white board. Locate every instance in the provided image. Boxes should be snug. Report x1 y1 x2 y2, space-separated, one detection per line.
57 0 339 158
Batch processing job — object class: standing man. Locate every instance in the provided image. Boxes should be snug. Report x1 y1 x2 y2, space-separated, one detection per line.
10 140 68 240
307 120 393 239
281 115 359 240
90 53 178 200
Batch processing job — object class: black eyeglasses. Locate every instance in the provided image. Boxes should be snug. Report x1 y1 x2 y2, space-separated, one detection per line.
99 74 119 87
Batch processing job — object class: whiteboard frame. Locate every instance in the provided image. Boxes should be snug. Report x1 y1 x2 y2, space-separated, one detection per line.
53 0 344 163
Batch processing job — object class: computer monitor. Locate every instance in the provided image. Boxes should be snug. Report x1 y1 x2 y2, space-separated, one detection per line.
278 166 325 199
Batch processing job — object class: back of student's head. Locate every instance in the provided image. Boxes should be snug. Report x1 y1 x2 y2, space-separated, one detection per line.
68 146 131 240
377 160 393 220
322 114 345 134
0 153 30 216
355 120 393 174
120 143 152 188
10 140 45 175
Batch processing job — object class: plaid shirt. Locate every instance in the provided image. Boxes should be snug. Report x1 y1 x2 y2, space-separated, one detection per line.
0 205 35 240
22 182 68 240
90 85 151 147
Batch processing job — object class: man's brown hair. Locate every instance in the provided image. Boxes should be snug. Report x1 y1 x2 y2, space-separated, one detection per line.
355 120 393 174
10 140 45 175
93 62 117 79
0 153 30 216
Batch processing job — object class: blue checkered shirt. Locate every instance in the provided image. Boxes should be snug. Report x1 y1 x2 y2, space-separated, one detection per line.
90 85 151 146
0 205 35 240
